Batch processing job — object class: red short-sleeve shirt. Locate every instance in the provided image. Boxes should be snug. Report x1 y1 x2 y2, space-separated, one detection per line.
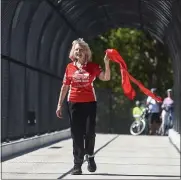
63 62 102 102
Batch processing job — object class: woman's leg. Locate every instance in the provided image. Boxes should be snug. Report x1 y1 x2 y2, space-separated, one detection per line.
159 111 165 135
68 102 87 174
84 102 97 172
150 113 159 135
84 102 97 156
155 113 161 134
164 112 169 135
148 113 153 135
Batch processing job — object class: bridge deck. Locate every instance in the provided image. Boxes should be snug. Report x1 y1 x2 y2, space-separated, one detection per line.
2 134 180 179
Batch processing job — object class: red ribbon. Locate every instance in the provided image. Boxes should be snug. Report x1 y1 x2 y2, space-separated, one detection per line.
106 49 162 102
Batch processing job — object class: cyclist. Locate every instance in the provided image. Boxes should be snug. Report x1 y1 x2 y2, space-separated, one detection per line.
132 101 143 121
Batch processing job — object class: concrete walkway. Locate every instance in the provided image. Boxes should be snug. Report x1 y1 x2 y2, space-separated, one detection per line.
2 134 180 179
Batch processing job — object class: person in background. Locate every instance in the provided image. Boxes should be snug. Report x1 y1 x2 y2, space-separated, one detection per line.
146 88 161 135
159 89 174 135
132 100 143 121
56 38 111 175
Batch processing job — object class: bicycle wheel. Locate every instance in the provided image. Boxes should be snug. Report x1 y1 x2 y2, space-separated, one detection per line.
130 119 146 135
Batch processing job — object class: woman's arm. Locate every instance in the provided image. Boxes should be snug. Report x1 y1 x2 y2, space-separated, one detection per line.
57 84 69 109
98 54 111 81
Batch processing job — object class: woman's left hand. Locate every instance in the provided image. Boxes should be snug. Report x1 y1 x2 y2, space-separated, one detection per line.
104 53 110 65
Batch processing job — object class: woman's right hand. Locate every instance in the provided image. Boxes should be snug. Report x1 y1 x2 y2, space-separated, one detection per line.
56 106 63 119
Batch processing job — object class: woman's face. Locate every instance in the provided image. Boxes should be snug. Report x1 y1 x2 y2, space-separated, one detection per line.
74 43 86 62
167 91 172 97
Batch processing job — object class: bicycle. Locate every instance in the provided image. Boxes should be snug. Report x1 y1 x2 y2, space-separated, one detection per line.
130 108 149 135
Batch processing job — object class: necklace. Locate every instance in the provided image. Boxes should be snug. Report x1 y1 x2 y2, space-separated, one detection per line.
76 61 87 72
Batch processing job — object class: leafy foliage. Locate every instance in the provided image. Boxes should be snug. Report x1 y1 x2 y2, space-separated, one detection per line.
88 28 173 99
88 28 173 133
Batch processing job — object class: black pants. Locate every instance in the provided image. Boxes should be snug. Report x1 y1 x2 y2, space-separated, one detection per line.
148 113 161 135
68 101 97 165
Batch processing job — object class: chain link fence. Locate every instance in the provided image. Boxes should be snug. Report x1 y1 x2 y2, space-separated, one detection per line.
1 56 70 142
2 56 134 143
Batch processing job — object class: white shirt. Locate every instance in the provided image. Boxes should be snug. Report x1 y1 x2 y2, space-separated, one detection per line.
147 96 160 113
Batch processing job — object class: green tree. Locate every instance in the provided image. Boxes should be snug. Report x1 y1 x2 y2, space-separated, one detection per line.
88 28 173 133
88 28 173 98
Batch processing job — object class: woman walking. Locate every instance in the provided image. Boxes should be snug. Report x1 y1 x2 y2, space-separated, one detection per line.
56 38 111 175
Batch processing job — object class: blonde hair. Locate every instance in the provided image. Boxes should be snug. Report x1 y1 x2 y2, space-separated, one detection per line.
69 38 92 62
